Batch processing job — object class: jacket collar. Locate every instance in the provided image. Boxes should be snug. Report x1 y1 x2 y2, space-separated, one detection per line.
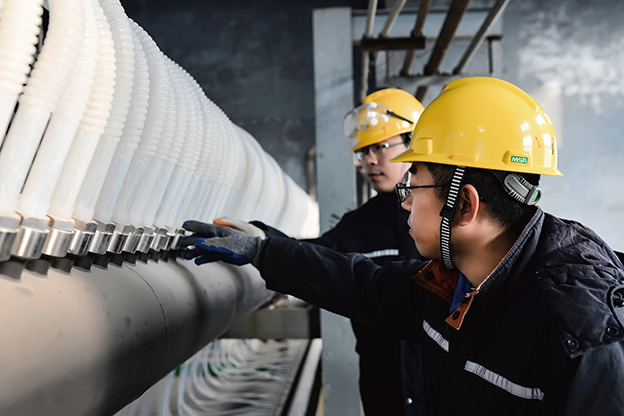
413 208 545 329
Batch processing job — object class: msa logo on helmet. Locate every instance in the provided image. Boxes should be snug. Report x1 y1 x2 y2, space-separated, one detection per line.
510 155 529 164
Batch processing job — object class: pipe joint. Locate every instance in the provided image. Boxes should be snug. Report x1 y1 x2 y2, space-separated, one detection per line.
41 216 75 258
89 220 115 255
136 226 155 253
150 227 168 252
122 226 143 254
0 214 22 261
162 230 176 252
107 223 133 254
68 219 97 256
11 215 50 260
170 228 186 251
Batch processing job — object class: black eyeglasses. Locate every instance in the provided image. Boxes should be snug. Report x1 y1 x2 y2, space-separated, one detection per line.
354 141 405 162
395 182 446 203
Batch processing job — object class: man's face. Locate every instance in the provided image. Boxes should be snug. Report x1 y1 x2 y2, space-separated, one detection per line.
357 136 410 193
401 162 445 259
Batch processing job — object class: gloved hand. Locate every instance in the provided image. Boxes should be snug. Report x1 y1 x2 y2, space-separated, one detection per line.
214 217 267 238
181 220 265 267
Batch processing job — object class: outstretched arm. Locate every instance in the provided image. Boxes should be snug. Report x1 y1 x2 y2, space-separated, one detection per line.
181 220 427 338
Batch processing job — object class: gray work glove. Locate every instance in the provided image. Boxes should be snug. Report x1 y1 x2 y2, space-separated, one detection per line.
181 220 265 267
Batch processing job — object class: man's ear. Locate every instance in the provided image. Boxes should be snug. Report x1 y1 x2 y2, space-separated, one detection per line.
456 184 480 225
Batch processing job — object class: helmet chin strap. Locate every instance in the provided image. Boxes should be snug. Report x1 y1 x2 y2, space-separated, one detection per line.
439 166 466 269
438 167 542 269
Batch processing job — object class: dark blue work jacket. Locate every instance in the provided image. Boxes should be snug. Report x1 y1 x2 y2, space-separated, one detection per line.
256 191 426 415
258 208 624 415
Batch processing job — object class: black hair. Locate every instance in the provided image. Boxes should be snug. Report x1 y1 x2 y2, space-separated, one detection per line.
400 132 412 147
424 163 539 227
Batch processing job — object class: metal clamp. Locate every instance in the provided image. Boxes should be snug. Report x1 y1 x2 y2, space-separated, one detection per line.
170 228 187 250
42 216 75 258
68 219 98 256
0 214 22 261
163 230 176 251
150 227 169 252
136 226 155 253
89 220 115 255
123 226 143 254
11 215 50 260
108 223 134 254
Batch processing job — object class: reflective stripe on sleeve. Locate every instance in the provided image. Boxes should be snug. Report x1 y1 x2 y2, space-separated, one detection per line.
362 248 399 258
423 319 449 352
464 360 545 401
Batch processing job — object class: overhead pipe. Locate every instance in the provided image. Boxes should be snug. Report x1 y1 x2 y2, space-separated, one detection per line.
452 0 510 75
400 0 433 76
416 0 472 101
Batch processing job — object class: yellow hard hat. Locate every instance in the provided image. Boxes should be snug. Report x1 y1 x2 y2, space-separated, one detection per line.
343 88 425 152
390 77 562 176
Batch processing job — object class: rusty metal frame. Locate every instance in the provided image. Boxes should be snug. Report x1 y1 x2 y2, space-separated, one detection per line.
355 0 509 103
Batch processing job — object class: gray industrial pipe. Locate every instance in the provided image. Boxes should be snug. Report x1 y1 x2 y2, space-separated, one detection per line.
0 256 275 415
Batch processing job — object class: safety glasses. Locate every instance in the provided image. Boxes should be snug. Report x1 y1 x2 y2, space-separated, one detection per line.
354 141 405 162
395 182 446 203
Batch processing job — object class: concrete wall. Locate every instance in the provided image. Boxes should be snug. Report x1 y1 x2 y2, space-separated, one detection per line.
123 0 324 191
503 0 624 250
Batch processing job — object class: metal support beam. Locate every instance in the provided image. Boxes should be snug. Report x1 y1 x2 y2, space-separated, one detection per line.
453 0 510 74
360 35 426 51
401 0 433 76
417 0 472 101
360 0 379 101
424 0 473 75
313 7 360 416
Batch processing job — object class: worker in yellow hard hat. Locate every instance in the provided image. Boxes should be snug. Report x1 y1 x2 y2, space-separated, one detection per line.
182 77 624 414
217 87 427 415
344 88 424 194
337 88 426 415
